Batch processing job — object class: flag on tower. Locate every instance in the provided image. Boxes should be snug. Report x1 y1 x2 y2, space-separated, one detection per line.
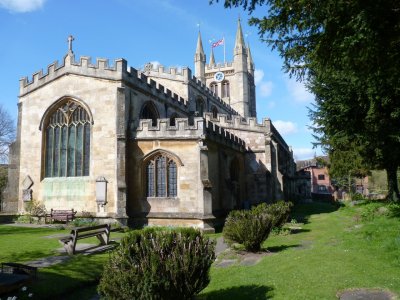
212 38 224 48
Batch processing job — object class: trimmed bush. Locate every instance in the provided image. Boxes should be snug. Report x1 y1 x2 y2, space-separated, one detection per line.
223 206 273 252
98 227 215 300
223 201 292 252
253 201 293 229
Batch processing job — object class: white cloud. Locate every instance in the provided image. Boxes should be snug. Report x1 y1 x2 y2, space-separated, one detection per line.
293 148 316 161
0 0 46 13
285 77 313 103
254 69 264 85
273 120 298 135
259 81 273 97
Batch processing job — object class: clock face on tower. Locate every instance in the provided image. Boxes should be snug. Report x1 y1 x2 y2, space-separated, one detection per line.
214 71 225 82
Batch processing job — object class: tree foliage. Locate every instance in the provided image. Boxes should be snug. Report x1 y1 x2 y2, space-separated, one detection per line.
0 104 15 163
212 0 400 201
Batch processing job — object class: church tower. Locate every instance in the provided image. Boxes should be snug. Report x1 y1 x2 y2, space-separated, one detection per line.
202 19 256 118
194 31 206 84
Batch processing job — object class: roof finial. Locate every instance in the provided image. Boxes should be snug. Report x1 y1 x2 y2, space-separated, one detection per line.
67 35 75 54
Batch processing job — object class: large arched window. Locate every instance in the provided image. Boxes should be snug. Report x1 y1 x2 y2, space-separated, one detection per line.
140 101 159 126
210 82 218 97
44 100 91 178
146 154 177 197
222 81 230 98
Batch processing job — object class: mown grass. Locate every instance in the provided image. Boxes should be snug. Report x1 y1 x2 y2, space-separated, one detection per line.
201 201 400 299
1 202 399 299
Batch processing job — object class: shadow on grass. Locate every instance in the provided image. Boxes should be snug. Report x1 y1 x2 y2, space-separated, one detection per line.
292 202 341 224
201 284 273 300
2 250 57 263
266 244 300 253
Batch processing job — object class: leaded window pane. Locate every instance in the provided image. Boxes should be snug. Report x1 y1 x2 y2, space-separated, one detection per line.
60 126 67 177
83 123 90 176
168 161 177 197
45 127 53 177
147 162 155 197
44 101 91 178
76 124 83 176
67 126 76 176
53 127 60 177
156 156 166 197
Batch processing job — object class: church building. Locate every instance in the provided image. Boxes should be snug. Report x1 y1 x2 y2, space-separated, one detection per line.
4 20 297 231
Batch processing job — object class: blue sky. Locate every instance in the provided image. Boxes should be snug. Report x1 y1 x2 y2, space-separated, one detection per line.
0 0 322 160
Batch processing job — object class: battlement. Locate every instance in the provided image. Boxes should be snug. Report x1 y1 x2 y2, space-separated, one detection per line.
134 117 245 150
204 113 290 152
142 63 191 82
205 61 233 71
141 63 238 116
19 53 188 109
20 53 128 96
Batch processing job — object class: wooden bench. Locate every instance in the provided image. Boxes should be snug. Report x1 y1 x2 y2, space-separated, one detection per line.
59 224 111 255
46 209 76 224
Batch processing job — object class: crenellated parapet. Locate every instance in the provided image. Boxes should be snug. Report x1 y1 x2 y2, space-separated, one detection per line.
204 113 291 153
134 117 245 151
205 61 233 71
19 53 188 109
141 63 238 116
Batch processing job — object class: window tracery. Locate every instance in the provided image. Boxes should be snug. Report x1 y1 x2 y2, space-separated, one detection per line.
146 154 178 197
44 100 90 177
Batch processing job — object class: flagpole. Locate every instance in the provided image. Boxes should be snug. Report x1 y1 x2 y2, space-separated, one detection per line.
223 36 226 63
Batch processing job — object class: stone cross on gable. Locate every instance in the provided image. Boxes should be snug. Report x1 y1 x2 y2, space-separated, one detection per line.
67 35 74 53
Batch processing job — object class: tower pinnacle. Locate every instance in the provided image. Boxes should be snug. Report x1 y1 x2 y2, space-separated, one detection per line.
234 19 246 52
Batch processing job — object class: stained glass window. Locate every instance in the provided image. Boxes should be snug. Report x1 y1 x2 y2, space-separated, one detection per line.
146 154 178 198
44 100 91 177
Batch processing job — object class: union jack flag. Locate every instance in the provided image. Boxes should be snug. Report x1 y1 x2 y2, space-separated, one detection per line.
212 38 224 48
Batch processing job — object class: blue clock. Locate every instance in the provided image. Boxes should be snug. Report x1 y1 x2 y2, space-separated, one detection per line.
214 71 225 82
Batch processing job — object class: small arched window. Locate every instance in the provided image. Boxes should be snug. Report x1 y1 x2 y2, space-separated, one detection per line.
44 100 91 178
222 81 230 98
146 154 178 197
210 82 218 97
141 102 159 126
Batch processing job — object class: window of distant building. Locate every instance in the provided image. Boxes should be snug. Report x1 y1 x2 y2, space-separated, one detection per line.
145 152 178 197
43 100 91 178
222 80 230 98
210 82 218 97
318 174 325 180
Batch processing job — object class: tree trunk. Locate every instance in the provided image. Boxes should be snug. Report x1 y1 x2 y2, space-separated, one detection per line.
386 166 400 202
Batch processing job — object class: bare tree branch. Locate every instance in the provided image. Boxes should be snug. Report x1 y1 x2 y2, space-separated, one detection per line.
0 104 16 163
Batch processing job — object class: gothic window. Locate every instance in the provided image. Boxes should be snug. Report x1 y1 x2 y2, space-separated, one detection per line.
210 82 218 97
44 100 91 178
211 106 218 119
222 81 230 98
196 98 205 117
141 102 159 126
146 154 178 197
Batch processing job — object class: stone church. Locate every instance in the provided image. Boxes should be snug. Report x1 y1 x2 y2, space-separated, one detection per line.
4 20 297 230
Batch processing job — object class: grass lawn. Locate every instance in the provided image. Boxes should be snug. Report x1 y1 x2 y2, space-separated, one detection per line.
0 201 399 299
201 201 400 299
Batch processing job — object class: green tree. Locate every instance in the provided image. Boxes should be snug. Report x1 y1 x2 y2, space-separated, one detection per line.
212 0 400 201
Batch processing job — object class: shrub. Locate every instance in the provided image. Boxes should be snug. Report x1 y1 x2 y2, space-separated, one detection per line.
98 227 215 300
223 205 273 252
24 200 47 223
253 201 293 229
